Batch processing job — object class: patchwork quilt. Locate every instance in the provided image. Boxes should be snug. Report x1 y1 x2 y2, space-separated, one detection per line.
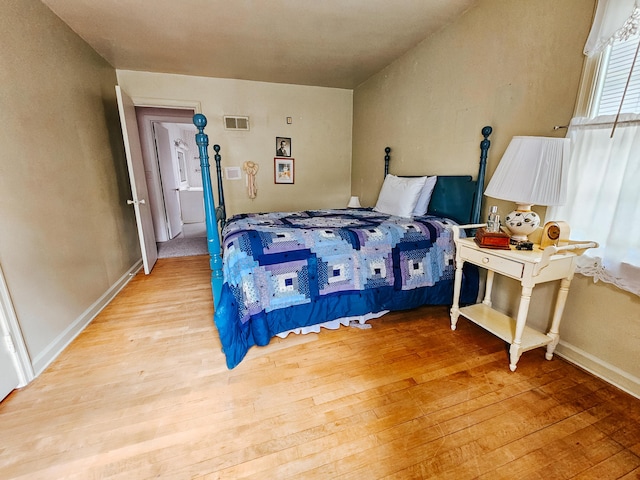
214 209 478 368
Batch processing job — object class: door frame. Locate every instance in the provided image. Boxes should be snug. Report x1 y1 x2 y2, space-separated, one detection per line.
152 122 183 239
135 106 200 242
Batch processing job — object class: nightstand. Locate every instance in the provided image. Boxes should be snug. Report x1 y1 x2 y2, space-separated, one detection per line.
450 224 597 371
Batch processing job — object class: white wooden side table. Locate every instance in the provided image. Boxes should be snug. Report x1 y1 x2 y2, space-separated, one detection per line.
450 224 597 371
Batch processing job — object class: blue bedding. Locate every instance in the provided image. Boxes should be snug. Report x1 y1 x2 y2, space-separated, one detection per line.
215 209 478 368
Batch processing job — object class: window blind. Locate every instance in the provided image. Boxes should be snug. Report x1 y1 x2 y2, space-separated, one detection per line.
597 34 640 116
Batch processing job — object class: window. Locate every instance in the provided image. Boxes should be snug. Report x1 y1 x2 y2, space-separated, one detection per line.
592 34 640 117
548 32 640 297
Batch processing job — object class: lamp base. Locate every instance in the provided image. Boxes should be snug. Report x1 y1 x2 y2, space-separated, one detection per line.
504 204 540 243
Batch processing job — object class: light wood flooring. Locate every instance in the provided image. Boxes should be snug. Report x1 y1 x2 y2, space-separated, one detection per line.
1 256 639 479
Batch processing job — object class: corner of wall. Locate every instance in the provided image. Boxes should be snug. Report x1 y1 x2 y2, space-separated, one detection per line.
30 260 143 376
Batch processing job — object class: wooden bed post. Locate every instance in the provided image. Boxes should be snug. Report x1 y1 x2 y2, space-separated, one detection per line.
471 126 492 224
193 114 223 307
382 126 491 224
212 145 227 231
384 146 391 177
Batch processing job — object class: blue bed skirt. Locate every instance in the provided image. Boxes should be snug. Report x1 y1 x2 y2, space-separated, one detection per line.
214 263 478 369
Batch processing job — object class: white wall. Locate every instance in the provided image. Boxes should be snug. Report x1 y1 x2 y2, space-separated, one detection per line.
1 0 141 375
116 71 354 217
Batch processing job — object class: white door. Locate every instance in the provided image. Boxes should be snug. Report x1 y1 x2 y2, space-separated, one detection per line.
0 264 31 402
0 324 20 402
115 86 158 274
153 123 183 239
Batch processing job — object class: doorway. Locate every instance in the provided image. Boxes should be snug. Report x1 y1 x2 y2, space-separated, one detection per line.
135 108 208 257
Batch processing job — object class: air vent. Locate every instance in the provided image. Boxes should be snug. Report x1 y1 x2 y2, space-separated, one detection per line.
223 115 250 131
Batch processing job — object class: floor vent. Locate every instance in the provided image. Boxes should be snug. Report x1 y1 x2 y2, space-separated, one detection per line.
223 115 250 131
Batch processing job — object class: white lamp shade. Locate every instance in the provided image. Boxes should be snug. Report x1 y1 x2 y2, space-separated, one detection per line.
347 196 362 208
484 136 570 206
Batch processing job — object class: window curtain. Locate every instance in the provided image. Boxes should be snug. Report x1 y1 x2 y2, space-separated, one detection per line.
547 115 640 296
584 0 639 56
548 1 640 296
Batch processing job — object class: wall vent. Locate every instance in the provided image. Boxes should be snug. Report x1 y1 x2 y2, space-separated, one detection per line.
223 115 250 131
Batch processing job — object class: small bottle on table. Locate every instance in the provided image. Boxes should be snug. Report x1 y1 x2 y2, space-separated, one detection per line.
487 205 500 232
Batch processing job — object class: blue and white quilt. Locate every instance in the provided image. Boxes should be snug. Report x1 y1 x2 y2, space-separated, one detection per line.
214 209 478 368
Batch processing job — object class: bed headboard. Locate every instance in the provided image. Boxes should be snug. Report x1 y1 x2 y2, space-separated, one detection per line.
383 125 492 224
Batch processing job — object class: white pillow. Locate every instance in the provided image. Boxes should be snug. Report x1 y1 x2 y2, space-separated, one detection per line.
412 176 438 216
374 174 427 217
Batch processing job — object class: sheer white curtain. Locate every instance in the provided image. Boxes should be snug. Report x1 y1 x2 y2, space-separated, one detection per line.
584 0 639 55
547 0 640 296
547 114 640 296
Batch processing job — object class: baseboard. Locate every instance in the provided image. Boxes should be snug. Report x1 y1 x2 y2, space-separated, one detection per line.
31 260 143 376
555 340 640 399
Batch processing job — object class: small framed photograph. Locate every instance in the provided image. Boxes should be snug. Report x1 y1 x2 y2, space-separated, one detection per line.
276 137 291 157
274 157 294 184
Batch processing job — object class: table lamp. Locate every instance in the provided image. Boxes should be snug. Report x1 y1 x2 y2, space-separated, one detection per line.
347 196 362 208
484 136 570 243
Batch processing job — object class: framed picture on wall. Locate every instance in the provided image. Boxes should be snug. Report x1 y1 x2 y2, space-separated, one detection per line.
274 157 294 184
276 137 291 157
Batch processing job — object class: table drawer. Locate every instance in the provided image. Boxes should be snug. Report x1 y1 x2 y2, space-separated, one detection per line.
460 245 524 279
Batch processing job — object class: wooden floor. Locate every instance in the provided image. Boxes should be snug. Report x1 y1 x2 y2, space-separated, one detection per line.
1 256 639 479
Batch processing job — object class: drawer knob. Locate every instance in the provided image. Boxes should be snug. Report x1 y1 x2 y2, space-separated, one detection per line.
482 257 490 264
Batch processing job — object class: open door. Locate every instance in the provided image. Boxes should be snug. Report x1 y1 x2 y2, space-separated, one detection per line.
153 123 183 239
0 319 20 402
0 264 33 402
115 86 158 274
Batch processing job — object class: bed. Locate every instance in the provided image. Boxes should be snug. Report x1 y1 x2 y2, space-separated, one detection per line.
194 114 492 368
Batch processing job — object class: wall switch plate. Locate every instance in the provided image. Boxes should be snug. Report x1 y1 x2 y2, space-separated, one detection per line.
224 166 242 180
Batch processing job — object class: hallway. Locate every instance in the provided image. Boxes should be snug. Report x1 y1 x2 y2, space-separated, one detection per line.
156 222 207 258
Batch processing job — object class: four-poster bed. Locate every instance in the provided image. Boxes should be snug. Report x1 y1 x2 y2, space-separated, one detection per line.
194 113 492 368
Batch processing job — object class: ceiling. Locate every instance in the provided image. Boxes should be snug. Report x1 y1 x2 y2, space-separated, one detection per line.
41 0 478 89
